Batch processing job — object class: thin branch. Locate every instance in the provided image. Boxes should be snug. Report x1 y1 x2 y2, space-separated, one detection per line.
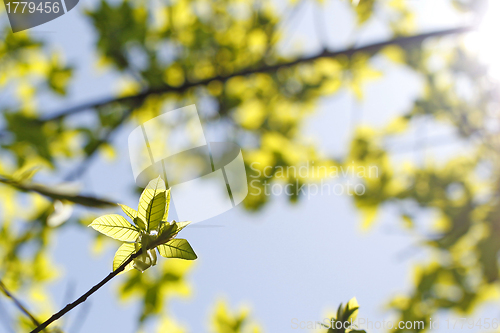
0 280 41 329
41 26 473 122
0 176 117 208
30 249 144 333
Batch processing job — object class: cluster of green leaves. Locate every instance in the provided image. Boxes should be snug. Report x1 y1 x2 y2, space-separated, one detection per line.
89 176 197 273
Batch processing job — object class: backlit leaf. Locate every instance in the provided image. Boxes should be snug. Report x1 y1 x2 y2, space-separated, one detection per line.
157 239 197 260
89 214 140 242
138 176 166 232
119 203 137 219
157 222 178 244
119 203 146 230
162 189 171 222
113 242 136 272
174 221 191 233
156 220 191 244
134 217 147 231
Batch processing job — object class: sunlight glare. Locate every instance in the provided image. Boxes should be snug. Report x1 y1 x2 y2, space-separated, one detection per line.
464 1 500 80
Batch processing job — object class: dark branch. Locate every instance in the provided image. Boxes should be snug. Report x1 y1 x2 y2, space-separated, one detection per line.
30 249 143 333
42 26 473 122
0 176 117 208
0 280 41 329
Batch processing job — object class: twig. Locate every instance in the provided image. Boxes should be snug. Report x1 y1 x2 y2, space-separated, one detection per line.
39 26 473 122
0 280 41 329
0 176 117 208
30 249 143 333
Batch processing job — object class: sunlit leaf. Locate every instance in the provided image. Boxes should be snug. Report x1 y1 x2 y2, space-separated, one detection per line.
157 222 178 244
134 217 147 231
162 189 171 222
119 203 146 230
174 221 190 233
119 203 137 219
157 239 197 260
138 176 166 232
89 214 140 242
113 242 136 272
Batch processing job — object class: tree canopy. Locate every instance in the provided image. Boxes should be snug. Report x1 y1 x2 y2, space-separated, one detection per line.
0 0 496 332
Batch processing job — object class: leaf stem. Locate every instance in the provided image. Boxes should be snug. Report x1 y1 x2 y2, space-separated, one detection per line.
30 249 143 333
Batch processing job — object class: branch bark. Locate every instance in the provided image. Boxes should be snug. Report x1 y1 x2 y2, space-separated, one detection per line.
0 176 117 208
30 249 143 333
42 26 473 122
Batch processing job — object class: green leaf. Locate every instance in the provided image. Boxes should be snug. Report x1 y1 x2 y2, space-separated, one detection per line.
89 214 140 242
134 217 146 231
162 189 171 222
119 203 137 219
118 203 146 230
138 176 166 232
113 243 136 272
174 220 190 233
156 220 191 244
157 222 178 244
157 239 197 260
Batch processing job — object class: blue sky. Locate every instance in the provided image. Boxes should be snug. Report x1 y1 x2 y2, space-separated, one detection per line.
2 1 497 333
